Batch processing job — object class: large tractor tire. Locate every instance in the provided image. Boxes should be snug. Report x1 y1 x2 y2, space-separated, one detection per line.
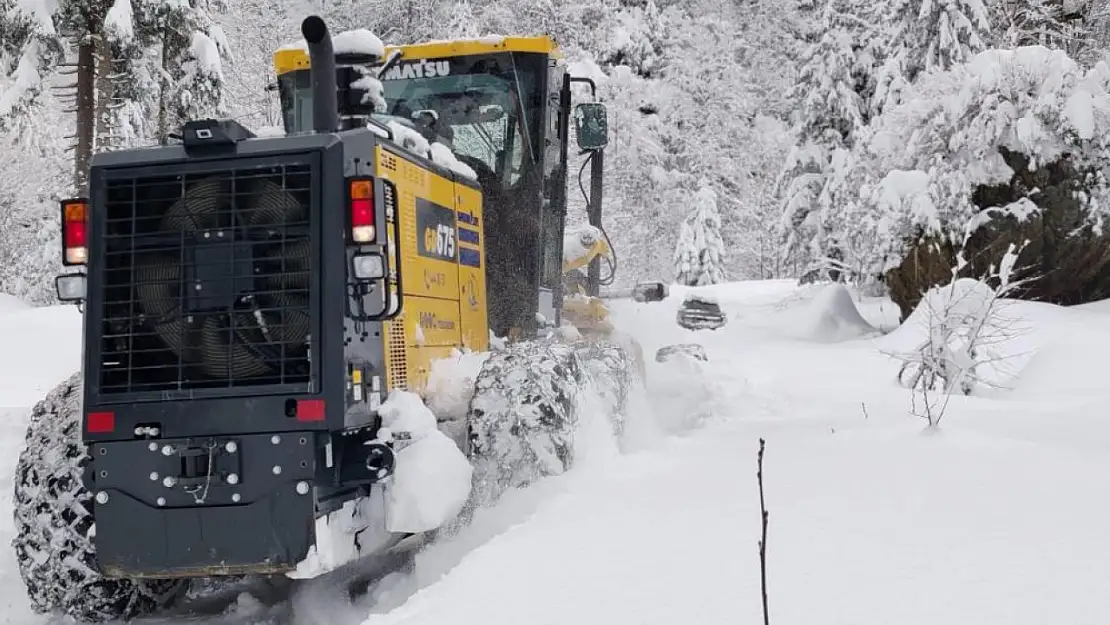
12 373 185 623
465 337 635 506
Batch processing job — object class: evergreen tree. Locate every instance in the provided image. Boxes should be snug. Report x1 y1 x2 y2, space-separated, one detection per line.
674 180 727 286
0 0 229 188
778 0 869 279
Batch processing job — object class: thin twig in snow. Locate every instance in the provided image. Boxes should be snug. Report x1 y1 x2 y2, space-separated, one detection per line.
757 438 770 625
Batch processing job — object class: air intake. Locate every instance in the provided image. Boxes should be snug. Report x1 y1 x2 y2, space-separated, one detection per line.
97 159 317 395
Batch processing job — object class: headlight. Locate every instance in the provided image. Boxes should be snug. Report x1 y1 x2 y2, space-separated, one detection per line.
352 253 385 280
55 273 87 301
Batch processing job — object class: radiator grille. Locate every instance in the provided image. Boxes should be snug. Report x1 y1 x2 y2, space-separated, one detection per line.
386 318 408 391
97 161 316 395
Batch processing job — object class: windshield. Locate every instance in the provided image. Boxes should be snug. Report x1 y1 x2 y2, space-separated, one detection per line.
278 52 544 190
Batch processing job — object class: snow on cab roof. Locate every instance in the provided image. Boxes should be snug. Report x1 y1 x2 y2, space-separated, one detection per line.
278 28 385 58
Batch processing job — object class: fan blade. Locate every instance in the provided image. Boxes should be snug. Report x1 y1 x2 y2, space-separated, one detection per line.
161 178 230 234
245 177 306 227
260 239 312 291
134 252 190 354
199 314 274 379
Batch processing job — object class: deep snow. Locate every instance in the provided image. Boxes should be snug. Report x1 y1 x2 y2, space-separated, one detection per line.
2 280 1110 624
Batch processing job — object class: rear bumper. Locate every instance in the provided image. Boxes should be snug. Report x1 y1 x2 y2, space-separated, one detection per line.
89 432 318 579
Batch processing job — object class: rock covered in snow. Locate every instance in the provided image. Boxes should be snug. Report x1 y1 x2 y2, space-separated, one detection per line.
869 45 1110 317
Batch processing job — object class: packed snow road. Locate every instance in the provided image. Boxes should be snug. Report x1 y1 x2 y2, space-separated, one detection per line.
4 280 1110 625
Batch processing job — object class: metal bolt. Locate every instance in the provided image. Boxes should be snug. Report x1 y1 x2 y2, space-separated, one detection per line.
163 476 176 488
299 437 308 446
156 497 166 506
161 445 174 456
295 481 309 495
149 442 158 452
231 493 241 503
272 465 282 475
226 473 239 485
271 435 281 445
204 232 211 239
95 492 108 504
225 441 238 453
194 283 202 291
149 472 159 481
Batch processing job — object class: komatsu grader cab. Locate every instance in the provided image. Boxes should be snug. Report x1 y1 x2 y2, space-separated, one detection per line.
13 15 646 624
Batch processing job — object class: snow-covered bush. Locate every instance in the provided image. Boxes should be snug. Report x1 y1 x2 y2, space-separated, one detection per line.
883 245 1030 427
673 181 726 286
864 45 1110 316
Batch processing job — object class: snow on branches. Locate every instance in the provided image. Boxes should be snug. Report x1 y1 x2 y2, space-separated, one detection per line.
868 45 1110 253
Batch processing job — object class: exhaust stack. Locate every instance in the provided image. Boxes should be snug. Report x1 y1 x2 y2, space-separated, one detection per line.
301 15 339 134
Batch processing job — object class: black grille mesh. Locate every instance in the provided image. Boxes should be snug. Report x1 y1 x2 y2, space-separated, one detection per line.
98 162 315 395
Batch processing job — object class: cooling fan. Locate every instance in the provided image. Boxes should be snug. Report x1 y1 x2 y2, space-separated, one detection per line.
133 174 311 380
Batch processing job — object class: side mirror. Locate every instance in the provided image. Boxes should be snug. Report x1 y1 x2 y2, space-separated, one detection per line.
631 281 668 303
574 102 609 151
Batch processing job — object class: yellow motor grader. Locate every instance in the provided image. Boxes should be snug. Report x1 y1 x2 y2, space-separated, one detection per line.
12 15 666 624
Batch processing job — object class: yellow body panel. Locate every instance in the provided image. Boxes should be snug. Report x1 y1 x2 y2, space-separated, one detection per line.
375 145 488 394
455 184 488 353
274 36 560 77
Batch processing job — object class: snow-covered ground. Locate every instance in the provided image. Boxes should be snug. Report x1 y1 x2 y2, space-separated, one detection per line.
4 280 1110 625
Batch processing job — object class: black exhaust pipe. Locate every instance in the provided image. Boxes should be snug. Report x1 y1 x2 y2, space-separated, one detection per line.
301 15 338 134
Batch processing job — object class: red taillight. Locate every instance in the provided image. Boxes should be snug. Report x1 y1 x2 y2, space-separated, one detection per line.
86 411 115 433
348 178 375 243
296 399 326 422
60 198 88 266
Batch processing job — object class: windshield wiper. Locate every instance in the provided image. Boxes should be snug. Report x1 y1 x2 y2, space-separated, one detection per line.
376 50 403 79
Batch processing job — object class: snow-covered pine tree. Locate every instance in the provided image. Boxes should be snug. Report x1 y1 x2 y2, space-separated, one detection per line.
673 180 727 286
0 0 227 304
988 0 1103 65
141 0 229 143
991 0 1076 49
0 0 229 182
892 0 990 80
777 0 869 280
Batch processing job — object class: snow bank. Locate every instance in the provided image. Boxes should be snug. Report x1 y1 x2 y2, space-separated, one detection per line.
796 283 878 343
423 348 490 422
378 391 472 534
0 294 30 314
360 277 1110 625
876 279 1035 392
0 304 81 407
